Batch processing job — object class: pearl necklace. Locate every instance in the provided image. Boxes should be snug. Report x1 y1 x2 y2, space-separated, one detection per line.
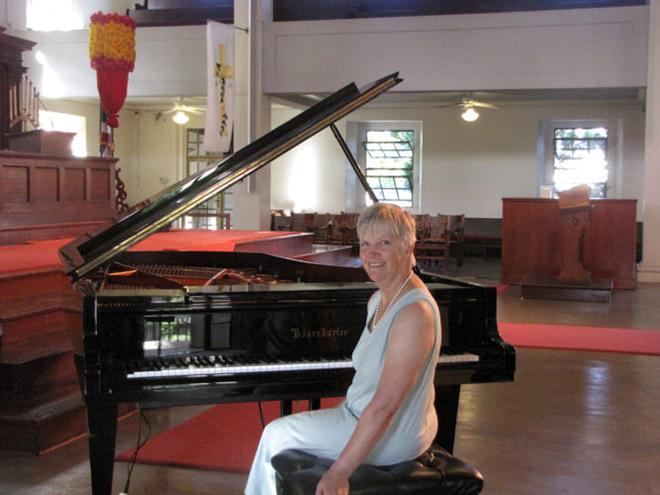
373 271 413 328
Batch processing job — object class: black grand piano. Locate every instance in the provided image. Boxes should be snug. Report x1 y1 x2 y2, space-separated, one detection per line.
59 73 515 495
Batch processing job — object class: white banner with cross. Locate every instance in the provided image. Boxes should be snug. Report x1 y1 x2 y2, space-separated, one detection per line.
203 20 234 154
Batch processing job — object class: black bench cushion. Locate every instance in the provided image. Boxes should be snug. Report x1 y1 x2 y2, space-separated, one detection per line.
272 444 484 495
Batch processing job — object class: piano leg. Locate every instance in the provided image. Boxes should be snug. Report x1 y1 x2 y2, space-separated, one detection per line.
434 384 460 454
281 399 321 415
87 403 119 495
280 400 293 416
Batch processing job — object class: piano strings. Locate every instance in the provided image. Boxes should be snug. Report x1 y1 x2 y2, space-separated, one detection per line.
102 262 289 289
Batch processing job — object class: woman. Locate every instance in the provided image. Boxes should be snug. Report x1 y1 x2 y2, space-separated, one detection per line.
245 203 441 495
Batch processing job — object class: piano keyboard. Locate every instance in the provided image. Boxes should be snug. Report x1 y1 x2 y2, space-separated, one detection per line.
126 352 480 380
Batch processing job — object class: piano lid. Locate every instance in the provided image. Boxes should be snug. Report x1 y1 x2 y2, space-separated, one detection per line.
59 73 402 281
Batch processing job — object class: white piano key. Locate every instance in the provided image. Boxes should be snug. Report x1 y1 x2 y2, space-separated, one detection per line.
126 352 479 380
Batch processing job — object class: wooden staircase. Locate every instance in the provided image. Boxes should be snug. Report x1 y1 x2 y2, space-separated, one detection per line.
0 268 88 453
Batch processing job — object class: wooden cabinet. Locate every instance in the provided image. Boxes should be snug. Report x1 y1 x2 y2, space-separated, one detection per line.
501 198 637 289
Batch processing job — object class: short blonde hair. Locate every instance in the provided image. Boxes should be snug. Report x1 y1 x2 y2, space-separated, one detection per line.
357 203 416 250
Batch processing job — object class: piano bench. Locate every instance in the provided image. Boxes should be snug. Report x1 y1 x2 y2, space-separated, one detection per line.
272 443 484 494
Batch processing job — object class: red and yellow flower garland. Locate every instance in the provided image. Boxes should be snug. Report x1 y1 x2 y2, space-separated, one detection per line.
89 12 136 72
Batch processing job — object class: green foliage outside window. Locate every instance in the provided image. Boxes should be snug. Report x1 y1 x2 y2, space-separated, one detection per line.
553 127 608 198
363 130 414 207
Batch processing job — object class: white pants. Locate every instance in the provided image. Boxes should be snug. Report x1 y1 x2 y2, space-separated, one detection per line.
244 404 357 495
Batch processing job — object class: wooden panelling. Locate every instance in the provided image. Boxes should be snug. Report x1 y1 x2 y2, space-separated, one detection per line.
501 198 637 289
1 165 29 203
0 221 107 245
0 268 72 299
90 168 110 201
0 151 118 244
63 168 85 201
32 167 59 202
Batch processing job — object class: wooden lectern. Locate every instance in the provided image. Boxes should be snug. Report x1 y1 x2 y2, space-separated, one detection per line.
557 185 593 285
502 197 636 292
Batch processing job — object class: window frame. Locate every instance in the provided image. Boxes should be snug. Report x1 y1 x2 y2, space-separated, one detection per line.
346 120 422 212
553 127 609 198
182 128 232 229
362 130 415 207
537 119 620 199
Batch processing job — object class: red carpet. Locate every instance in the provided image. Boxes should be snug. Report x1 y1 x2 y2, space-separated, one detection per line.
499 322 660 355
116 398 342 473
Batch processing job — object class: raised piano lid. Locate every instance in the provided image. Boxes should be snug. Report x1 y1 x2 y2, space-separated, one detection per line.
59 72 402 281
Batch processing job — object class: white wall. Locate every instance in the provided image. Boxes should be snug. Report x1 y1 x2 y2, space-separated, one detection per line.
0 0 26 29
270 99 645 218
270 109 348 214
21 25 206 100
263 6 648 94
116 110 206 207
40 98 101 157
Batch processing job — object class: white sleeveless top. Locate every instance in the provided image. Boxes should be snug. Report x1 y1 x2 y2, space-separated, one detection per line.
344 287 442 463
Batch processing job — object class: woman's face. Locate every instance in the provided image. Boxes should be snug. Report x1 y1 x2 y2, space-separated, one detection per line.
359 221 411 287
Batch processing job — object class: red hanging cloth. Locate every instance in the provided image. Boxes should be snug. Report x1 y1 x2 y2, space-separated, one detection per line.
89 12 136 129
95 69 128 128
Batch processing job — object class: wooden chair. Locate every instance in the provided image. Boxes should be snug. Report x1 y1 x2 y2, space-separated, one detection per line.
415 214 465 270
415 215 452 271
442 213 465 268
270 210 292 231
313 213 333 242
291 212 317 233
412 214 429 243
327 212 359 246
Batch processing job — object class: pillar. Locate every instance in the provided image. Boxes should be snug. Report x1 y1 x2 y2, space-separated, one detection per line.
639 0 660 282
231 0 272 230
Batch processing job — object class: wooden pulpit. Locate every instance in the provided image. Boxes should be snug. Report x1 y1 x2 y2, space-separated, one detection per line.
557 185 593 285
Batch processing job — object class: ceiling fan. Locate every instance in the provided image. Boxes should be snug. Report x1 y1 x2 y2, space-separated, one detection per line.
160 97 205 124
437 95 498 122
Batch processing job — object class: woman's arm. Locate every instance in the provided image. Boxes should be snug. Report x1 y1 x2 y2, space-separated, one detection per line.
315 300 436 495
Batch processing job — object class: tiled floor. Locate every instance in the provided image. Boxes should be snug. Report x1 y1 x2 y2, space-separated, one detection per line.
1 255 659 495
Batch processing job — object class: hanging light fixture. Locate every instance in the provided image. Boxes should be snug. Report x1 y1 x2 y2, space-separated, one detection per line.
172 110 189 125
461 106 479 122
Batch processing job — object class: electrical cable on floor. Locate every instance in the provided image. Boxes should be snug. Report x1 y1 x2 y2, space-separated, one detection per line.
258 401 266 429
120 407 152 495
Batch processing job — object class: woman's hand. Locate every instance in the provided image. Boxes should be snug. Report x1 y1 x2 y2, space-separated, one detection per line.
315 468 349 495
